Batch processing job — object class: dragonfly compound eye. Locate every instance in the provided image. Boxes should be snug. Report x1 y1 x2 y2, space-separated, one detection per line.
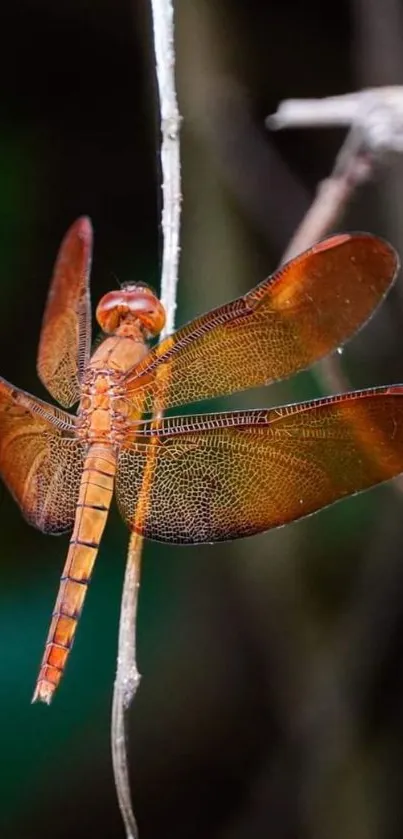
96 286 166 336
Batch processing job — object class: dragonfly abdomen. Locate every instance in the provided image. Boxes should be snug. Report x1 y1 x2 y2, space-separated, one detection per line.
32 444 116 704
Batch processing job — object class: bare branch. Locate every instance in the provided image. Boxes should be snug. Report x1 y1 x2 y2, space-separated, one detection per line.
111 1 182 837
281 124 373 265
151 0 182 338
111 533 143 839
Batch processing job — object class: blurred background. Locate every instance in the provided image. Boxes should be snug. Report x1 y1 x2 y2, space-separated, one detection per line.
2 1 403 837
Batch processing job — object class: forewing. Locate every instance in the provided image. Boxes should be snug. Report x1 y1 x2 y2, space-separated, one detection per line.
37 217 93 407
116 386 403 543
0 377 84 533
124 234 398 412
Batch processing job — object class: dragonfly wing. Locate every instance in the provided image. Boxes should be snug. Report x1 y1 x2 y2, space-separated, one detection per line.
116 386 403 543
0 377 84 533
37 217 92 407
123 234 398 413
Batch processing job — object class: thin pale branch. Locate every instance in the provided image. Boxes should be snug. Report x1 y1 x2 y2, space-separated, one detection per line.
281 123 373 265
151 0 182 338
111 1 182 837
111 532 143 839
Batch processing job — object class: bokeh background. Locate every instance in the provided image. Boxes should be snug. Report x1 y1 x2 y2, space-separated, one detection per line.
3 1 403 837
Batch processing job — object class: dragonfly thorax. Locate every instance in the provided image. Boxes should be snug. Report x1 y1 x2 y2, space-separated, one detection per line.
77 368 133 446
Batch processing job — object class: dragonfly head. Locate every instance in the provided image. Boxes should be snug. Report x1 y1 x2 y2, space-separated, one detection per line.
96 283 166 338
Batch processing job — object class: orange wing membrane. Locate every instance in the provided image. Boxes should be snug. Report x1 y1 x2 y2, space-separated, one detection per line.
37 217 93 407
126 234 398 411
123 234 398 413
116 386 403 544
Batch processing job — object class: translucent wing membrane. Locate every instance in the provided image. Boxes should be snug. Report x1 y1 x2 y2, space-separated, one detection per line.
0 377 84 533
37 217 93 407
123 234 398 413
116 386 403 544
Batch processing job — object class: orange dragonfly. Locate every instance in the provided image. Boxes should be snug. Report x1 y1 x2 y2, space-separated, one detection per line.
1 218 402 704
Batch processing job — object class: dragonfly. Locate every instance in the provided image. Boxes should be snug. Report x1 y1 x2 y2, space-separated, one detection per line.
1 218 402 704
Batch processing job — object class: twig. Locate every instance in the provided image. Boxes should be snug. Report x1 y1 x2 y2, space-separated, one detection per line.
111 532 143 839
281 123 373 265
267 87 403 393
111 1 182 837
151 0 182 336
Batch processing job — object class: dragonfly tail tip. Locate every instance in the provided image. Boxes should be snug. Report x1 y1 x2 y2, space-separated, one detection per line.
31 681 54 705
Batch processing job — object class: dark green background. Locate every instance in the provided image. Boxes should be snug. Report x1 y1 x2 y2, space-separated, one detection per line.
2 1 403 837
